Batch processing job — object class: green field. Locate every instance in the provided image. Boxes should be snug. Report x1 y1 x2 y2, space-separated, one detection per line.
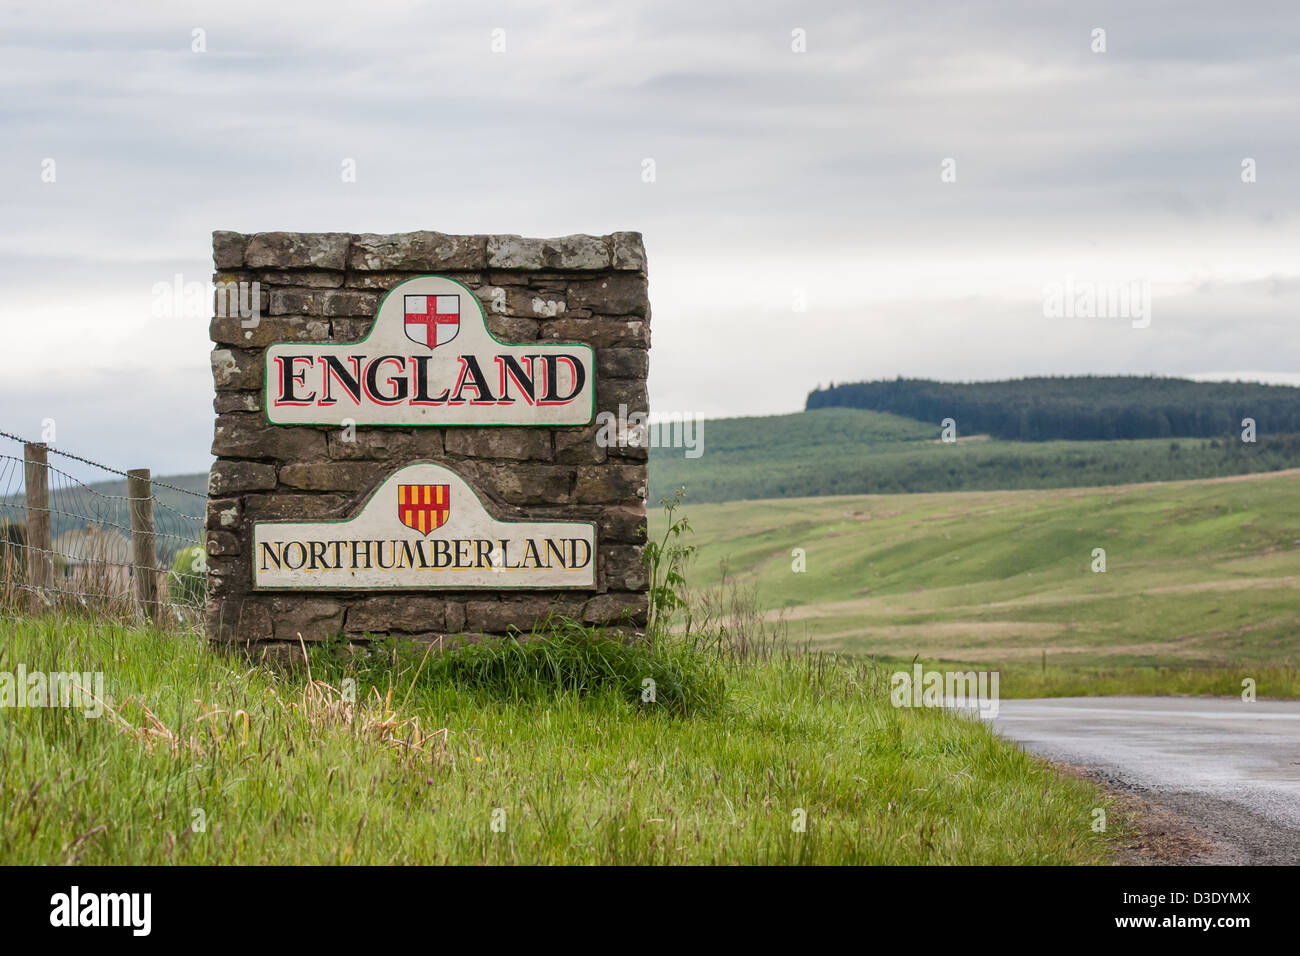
655 470 1300 697
650 407 1300 504
0 617 1116 864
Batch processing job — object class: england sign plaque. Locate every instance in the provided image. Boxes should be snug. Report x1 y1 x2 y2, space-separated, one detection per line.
253 462 596 590
265 275 595 427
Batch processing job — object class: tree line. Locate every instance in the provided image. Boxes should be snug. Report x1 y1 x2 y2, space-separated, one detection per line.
805 376 1300 441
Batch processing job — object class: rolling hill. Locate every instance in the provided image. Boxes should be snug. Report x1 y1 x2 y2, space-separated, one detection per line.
649 407 1300 504
653 469 1300 692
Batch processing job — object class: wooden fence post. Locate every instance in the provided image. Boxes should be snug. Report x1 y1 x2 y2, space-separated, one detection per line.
127 468 159 623
24 443 54 609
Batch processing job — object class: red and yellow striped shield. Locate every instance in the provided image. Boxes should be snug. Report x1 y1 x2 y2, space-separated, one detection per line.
397 484 450 535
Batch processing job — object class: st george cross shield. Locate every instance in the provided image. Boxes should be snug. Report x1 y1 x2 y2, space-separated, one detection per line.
404 294 460 348
397 484 450 535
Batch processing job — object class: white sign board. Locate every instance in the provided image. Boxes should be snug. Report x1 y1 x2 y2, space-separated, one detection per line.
264 275 595 426
253 463 596 590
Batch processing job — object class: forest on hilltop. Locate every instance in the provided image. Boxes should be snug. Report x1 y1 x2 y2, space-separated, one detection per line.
805 376 1300 441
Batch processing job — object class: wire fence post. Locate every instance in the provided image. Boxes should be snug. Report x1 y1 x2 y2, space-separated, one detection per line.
24 442 53 608
128 467 159 624
2 429 206 626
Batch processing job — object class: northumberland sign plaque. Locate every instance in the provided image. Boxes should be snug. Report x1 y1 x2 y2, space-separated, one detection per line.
253 462 596 590
265 275 595 427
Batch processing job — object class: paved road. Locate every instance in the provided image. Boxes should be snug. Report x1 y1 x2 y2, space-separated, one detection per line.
989 696 1300 863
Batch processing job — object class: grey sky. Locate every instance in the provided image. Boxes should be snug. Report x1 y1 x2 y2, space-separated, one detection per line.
1 0 1297 478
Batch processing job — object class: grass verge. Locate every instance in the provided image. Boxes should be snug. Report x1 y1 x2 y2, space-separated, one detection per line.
0 614 1119 864
952 661 1300 699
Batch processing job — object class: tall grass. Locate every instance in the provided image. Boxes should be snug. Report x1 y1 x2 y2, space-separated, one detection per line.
679 561 809 665
313 619 728 718
0 613 1118 865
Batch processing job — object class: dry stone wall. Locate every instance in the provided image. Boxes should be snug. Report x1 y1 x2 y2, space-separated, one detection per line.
205 230 650 661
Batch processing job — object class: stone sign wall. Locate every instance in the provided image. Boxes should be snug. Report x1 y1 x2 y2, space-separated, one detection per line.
205 230 650 661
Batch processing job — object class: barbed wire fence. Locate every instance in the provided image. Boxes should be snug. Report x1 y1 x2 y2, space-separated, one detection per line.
0 429 207 629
